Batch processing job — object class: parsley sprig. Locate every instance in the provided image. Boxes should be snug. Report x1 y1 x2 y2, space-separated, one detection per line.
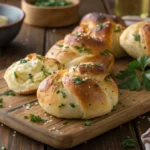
121 136 137 148
116 55 150 91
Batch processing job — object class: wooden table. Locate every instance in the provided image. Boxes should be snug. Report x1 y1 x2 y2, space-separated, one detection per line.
0 0 149 149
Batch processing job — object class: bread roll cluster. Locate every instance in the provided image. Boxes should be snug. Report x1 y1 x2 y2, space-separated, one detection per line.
4 12 130 119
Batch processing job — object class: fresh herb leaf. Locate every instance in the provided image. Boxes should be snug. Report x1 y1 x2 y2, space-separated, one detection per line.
116 55 150 91
133 34 140 41
75 44 91 53
59 103 65 108
0 98 3 103
114 26 121 32
24 116 29 119
57 44 64 47
20 59 28 64
3 90 16 96
37 55 45 59
73 77 84 85
100 49 111 55
98 23 103 30
28 73 33 79
56 90 60 94
0 104 3 108
70 103 76 108
56 90 66 98
121 137 137 148
14 71 18 78
1 146 6 150
84 120 92 126
63 121 68 125
29 114 46 123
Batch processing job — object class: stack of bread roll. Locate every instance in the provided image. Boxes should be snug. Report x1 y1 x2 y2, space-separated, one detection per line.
4 12 129 119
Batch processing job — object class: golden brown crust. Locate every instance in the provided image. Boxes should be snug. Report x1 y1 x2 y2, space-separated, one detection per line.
37 64 118 119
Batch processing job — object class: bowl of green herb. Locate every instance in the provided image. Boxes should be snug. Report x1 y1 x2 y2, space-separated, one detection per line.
21 0 80 27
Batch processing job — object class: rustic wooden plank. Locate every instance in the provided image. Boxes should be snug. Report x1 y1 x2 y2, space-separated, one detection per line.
0 59 149 149
0 124 45 150
47 123 140 150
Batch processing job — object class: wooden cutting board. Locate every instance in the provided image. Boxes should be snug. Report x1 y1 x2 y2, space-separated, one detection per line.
0 58 150 149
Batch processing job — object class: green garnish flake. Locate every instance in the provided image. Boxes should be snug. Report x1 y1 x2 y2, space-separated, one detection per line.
59 103 65 108
0 104 3 108
73 77 84 85
104 76 111 82
100 49 111 55
3 90 16 96
116 55 150 91
114 26 121 32
29 114 46 123
74 32 81 37
98 23 103 30
63 121 68 125
14 71 18 78
84 120 92 126
28 73 33 79
56 90 66 98
65 46 69 48
0 98 3 103
20 59 28 64
33 0 73 7
121 137 137 148
1 146 6 150
37 55 45 59
112 106 116 111
24 116 29 119
70 103 76 108
75 44 91 53
133 34 140 41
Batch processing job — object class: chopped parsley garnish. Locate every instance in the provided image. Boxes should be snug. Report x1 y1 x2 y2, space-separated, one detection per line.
33 0 73 7
59 103 65 108
56 90 66 98
121 137 137 148
3 90 16 96
37 55 45 59
133 34 140 41
65 46 69 48
70 103 76 108
24 116 29 119
112 106 116 111
116 55 150 91
20 59 28 64
73 77 84 85
1 146 6 150
29 114 46 123
74 32 81 37
75 44 91 53
100 49 111 55
0 98 3 103
98 23 103 30
114 26 121 32
0 104 3 108
63 121 68 125
14 71 18 78
28 73 33 79
84 120 92 126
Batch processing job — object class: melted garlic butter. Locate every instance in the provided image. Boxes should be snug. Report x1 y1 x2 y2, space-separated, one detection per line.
4 58 56 93
0 15 8 27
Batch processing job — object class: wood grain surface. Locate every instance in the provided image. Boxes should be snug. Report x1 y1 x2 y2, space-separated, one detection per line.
0 59 149 149
0 0 149 150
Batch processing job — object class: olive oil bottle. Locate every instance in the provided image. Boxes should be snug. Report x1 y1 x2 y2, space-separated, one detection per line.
115 0 149 18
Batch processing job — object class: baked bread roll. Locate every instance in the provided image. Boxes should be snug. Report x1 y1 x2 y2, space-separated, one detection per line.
73 12 127 58
37 62 118 119
4 53 61 94
120 21 150 58
46 33 114 73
